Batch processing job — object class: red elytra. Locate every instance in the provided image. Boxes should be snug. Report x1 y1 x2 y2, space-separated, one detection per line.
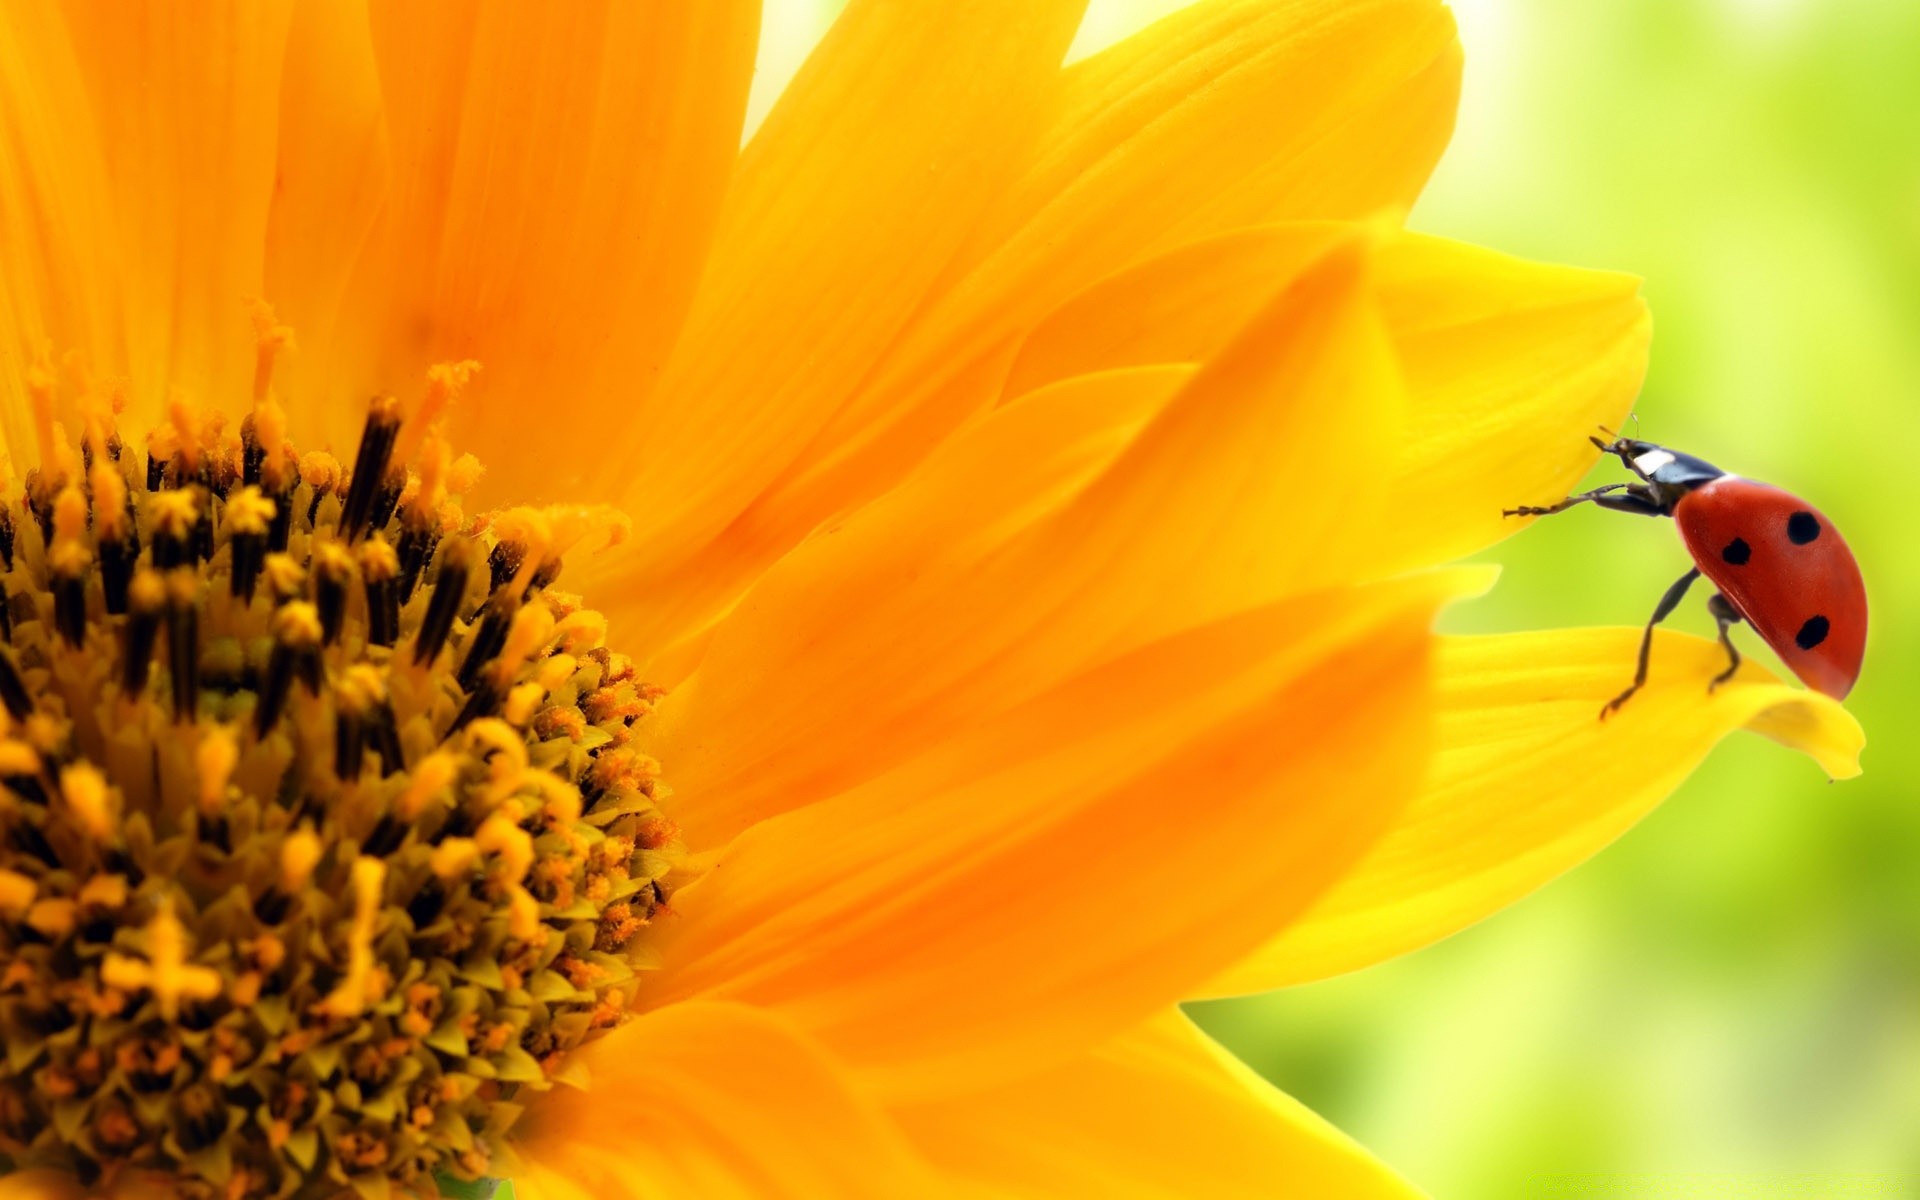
1674 479 1865 700
1506 436 1866 717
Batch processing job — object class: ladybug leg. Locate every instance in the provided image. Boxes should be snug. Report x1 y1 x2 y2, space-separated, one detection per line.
1505 483 1665 519
1601 566 1702 720
1504 483 1626 517
1705 593 1744 692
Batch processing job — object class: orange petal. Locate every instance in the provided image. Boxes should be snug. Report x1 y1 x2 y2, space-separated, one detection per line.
0 1171 174 1199
899 1010 1420 1199
260 0 388 443
1002 222 1350 399
601 0 1087 562
642 363 1186 847
1005 225 1653 575
59 1 294 425
1204 627 1866 994
513 1001 932 1200
0 3 125 462
0 1171 82 1200
645 238 1398 848
591 0 1459 658
605 342 1023 680
648 570 1465 1102
299 2 759 488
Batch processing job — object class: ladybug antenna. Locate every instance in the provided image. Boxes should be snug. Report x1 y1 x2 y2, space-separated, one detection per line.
1628 412 1642 438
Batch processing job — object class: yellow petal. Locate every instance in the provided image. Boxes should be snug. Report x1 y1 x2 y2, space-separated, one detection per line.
1005 226 1652 575
0 3 124 464
60 1 294 425
594 0 1462 658
645 237 1398 848
607 0 1088 563
887 0 1462 413
649 570 1464 1103
514 1002 933 1200
1205 627 1865 994
1372 235 1650 573
899 1010 1420 1199
302 2 759 487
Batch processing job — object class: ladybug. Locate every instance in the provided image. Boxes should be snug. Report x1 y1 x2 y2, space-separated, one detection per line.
1506 434 1866 717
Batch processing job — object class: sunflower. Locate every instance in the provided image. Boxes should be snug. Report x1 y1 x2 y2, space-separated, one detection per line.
0 1 1863 1198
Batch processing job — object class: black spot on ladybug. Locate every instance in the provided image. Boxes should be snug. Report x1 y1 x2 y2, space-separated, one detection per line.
1787 512 1821 544
1795 615 1830 650
1722 537 1751 565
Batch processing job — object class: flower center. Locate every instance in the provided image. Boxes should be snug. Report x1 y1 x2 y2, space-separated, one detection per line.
0 379 675 1197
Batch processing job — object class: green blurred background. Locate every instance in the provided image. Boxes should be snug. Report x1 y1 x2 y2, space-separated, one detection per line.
754 1 1920 1194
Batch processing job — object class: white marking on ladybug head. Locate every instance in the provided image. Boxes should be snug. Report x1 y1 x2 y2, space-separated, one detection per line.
1632 448 1676 475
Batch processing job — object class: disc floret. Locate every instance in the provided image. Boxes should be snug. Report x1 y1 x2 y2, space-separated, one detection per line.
0 391 675 1198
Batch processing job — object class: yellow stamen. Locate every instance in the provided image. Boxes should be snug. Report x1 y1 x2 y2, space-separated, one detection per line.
90 456 129 540
0 741 42 777
506 884 542 942
430 838 479 880
58 762 115 843
195 725 238 816
77 873 128 909
48 485 91 576
101 902 223 1019
249 298 296 406
280 828 323 892
27 360 60 484
0 870 36 918
313 857 386 1019
476 812 534 884
224 486 277 537
394 359 481 469
166 398 203 477
396 751 457 822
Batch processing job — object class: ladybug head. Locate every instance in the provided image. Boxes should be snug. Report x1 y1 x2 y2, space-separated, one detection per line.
1592 435 1726 492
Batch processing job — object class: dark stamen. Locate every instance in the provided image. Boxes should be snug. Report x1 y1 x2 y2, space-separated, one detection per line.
334 709 366 781
100 537 137 614
241 415 265 487
52 569 86 649
254 645 297 737
486 542 521 597
230 532 264 603
369 704 405 777
121 574 165 698
365 576 398 647
447 679 500 736
267 492 293 553
396 527 437 605
367 478 404 537
313 547 353 648
165 582 200 721
413 549 470 668
362 815 405 858
0 650 33 719
456 598 513 693
339 398 402 543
